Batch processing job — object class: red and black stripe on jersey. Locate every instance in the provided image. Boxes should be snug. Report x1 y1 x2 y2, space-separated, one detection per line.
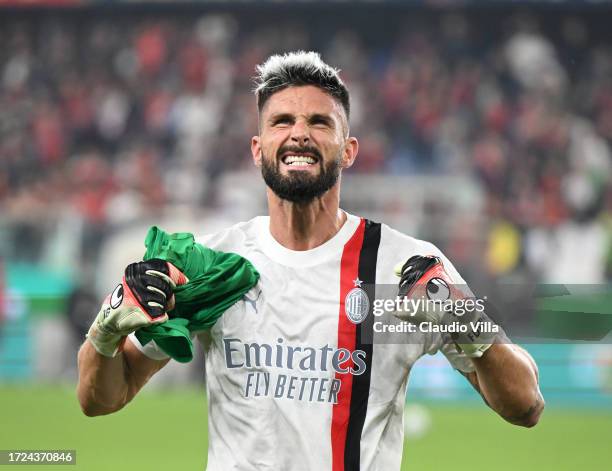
332 218 382 471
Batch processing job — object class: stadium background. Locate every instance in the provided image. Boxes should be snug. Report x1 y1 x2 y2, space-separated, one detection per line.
1 0 611 469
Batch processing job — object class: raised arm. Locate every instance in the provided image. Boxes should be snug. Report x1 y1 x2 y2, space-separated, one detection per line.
76 259 186 416
395 254 544 427
463 343 544 427
77 338 169 416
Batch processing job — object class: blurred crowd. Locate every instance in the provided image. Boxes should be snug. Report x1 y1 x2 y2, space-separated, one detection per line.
1 6 611 282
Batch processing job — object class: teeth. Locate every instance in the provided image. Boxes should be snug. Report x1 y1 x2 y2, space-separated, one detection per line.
284 155 316 165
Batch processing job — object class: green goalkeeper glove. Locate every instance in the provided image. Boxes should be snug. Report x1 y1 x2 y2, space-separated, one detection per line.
394 255 497 358
87 258 188 358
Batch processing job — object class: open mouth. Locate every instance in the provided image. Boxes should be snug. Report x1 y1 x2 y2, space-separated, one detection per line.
281 153 319 167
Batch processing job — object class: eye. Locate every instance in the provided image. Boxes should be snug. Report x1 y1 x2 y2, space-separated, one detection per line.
310 117 331 128
426 278 450 301
272 116 293 126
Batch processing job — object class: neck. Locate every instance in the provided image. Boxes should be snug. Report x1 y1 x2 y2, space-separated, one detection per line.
267 183 346 251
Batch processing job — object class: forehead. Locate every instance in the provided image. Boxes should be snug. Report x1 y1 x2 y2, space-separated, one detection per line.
261 85 344 119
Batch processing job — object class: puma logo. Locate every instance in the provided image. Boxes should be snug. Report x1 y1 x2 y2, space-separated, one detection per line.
242 289 262 315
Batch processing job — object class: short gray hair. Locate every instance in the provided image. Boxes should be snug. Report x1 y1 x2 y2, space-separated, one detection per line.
253 51 350 119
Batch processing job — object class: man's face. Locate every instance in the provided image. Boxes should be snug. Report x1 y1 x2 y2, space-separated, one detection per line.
251 85 357 204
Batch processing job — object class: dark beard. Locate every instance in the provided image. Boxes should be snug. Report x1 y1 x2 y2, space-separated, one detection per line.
261 147 342 204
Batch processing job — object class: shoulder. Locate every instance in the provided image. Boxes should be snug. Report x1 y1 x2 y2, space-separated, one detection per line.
195 216 267 253
374 220 465 284
377 221 440 257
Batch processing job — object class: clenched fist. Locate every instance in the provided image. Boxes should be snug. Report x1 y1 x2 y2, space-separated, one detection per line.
87 259 188 357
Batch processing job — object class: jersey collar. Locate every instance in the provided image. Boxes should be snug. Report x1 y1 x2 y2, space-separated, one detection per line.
255 211 361 267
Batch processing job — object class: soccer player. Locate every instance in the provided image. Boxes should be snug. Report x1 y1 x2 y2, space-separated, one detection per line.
77 51 544 470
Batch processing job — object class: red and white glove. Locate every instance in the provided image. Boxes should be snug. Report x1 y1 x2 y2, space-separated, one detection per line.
395 255 496 358
87 259 188 357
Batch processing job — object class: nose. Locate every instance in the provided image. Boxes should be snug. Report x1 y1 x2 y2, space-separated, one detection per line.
290 119 310 146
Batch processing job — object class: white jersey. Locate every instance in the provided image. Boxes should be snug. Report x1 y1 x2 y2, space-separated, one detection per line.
130 212 474 471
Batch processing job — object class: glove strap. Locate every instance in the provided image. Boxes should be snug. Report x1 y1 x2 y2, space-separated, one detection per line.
446 309 501 359
455 342 493 358
87 324 125 358
86 304 126 358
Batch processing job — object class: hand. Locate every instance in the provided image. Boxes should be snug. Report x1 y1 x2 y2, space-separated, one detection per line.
394 255 497 358
87 259 188 357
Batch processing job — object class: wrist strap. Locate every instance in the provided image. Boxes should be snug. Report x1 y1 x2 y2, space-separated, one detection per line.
86 326 124 358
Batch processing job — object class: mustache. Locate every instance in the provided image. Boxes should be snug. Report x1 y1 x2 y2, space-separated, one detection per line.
276 145 323 162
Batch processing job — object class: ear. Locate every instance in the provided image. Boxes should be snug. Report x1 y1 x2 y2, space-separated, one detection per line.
341 137 359 169
251 136 262 167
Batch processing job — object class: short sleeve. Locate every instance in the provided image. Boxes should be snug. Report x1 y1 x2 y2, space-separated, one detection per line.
128 333 171 361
